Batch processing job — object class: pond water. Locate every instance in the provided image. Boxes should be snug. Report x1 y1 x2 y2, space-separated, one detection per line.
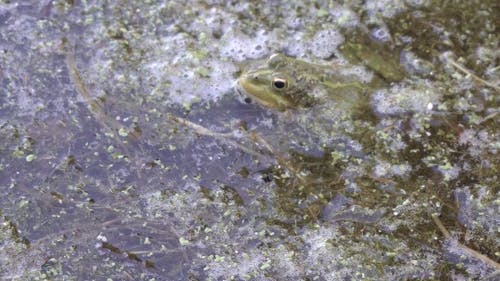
0 1 498 280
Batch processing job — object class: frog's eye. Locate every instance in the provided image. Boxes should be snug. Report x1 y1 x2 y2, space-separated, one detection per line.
272 78 288 90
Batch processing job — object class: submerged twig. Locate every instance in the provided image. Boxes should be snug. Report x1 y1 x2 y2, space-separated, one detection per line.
64 44 142 176
166 113 316 184
431 214 500 270
166 113 271 159
166 113 234 139
445 58 500 92
65 49 129 138
480 111 499 124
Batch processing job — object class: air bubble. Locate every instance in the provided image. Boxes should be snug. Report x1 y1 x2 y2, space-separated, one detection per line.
309 29 344 59
370 27 391 43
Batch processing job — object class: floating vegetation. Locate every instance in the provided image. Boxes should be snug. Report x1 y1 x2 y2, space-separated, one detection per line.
0 0 498 280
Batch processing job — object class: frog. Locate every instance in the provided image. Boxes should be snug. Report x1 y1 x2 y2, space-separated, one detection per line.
237 43 405 112
237 53 367 111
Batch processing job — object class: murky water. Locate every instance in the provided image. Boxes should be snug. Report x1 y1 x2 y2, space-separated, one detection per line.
0 1 498 280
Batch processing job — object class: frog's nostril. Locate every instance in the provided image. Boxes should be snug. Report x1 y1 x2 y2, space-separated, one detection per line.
244 97 252 104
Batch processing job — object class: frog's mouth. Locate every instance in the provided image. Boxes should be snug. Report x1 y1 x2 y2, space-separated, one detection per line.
235 81 252 102
237 76 292 111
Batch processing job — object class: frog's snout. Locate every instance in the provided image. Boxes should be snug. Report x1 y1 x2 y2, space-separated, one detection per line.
240 70 260 81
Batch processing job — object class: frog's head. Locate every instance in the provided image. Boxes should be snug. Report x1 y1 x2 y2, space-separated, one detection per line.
237 53 313 111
